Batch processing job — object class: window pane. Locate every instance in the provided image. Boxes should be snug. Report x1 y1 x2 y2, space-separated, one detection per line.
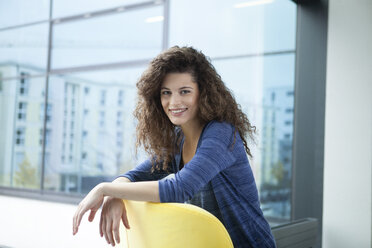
0 76 46 189
0 0 49 29
51 5 163 69
0 24 49 77
53 0 153 18
213 53 295 223
169 0 296 57
163 0 296 224
44 67 144 193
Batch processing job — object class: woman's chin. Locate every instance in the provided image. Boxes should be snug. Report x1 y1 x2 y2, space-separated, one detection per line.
170 120 184 126
169 117 188 127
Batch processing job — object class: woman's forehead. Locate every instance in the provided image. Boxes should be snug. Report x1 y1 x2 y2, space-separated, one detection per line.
161 72 197 88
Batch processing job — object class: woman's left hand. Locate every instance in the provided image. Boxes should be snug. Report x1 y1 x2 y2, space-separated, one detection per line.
72 183 106 235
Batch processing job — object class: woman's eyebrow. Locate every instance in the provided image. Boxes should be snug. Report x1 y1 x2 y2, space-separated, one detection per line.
161 86 193 90
179 86 193 90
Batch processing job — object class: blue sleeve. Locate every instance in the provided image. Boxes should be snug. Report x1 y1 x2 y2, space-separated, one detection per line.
158 122 237 203
117 159 170 182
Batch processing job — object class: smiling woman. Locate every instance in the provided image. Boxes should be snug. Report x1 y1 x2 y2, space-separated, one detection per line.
73 46 276 248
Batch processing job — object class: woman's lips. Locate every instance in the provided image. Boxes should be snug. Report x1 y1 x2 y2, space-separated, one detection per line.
169 108 187 116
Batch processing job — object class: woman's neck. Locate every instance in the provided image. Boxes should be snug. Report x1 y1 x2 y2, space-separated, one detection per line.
180 120 205 165
181 120 205 147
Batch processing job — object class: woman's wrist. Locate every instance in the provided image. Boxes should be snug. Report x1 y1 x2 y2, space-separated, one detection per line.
97 182 109 197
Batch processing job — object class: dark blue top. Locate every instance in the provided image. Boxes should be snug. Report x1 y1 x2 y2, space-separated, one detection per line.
119 121 276 248
162 134 224 224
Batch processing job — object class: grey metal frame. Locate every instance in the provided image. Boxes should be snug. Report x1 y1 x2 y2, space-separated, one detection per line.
40 0 54 191
272 218 318 248
291 0 328 247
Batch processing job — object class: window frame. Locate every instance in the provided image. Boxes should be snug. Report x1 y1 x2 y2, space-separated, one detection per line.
291 0 328 247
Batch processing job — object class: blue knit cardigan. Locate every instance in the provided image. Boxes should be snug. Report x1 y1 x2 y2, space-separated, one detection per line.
119 121 276 248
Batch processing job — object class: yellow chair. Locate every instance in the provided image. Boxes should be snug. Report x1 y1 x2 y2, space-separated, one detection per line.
120 199 234 248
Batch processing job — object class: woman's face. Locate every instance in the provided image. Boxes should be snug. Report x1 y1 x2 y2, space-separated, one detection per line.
160 72 200 128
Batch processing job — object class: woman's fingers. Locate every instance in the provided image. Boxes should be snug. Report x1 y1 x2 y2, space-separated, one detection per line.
73 205 87 235
99 211 104 237
72 207 78 234
101 215 110 244
106 218 115 246
72 185 105 236
113 216 121 245
99 197 127 246
122 210 130 229
88 209 97 222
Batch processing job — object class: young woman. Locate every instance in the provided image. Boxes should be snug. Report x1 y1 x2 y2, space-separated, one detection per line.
72 46 276 248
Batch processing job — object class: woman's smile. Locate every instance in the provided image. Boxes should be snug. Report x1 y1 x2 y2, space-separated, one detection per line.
169 108 188 116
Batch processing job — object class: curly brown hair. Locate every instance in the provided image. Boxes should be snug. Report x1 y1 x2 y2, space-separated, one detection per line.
134 46 256 171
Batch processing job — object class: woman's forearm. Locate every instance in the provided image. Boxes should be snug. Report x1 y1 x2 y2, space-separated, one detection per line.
102 176 131 202
112 176 131 183
99 181 160 203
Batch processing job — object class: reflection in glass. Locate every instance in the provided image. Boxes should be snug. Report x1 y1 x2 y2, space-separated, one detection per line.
0 76 46 189
0 24 49 76
169 0 296 58
52 5 163 69
0 0 49 29
213 53 295 222
45 67 144 194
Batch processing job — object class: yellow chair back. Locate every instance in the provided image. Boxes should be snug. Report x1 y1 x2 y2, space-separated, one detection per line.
120 200 234 248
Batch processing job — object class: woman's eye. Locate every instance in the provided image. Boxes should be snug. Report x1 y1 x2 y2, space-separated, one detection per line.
180 90 190 94
161 91 171 95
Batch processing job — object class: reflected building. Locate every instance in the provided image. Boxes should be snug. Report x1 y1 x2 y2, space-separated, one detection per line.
261 86 293 184
0 63 46 188
52 75 135 193
0 64 135 193
260 86 294 219
234 94 263 180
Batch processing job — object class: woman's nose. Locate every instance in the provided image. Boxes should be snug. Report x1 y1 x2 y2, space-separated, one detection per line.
169 94 181 105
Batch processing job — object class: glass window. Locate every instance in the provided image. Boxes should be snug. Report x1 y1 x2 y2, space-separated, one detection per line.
19 73 30 95
0 24 49 77
177 0 295 223
15 127 26 145
0 0 49 29
18 102 28 121
40 103 53 122
169 0 296 57
51 5 163 69
117 132 123 147
118 90 124 106
45 129 52 146
100 90 106 106
44 67 143 193
99 111 105 127
0 0 297 226
213 53 295 223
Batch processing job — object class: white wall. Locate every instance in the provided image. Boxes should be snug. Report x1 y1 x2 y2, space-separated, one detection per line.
0 195 118 248
323 0 372 247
